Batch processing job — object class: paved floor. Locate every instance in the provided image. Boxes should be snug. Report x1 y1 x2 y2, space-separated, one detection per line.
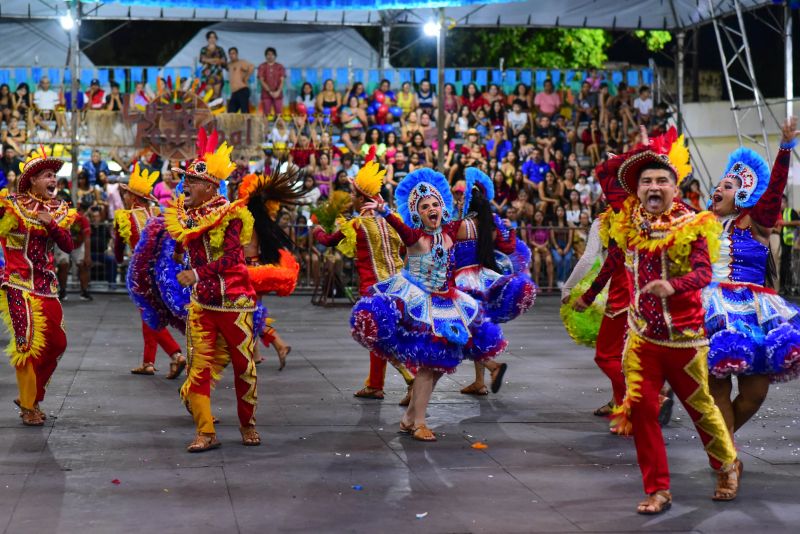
1 294 799 534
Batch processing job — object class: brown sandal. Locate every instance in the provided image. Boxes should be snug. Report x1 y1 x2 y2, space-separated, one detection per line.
240 426 261 446
131 363 156 375
490 363 508 394
593 401 614 417
166 355 186 380
398 384 413 407
399 420 414 433
354 386 385 399
21 408 45 427
460 382 489 396
712 459 742 501
637 490 672 515
186 433 221 453
411 424 437 442
14 399 46 420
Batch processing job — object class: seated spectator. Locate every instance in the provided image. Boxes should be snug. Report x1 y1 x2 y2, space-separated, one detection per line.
549 205 573 288
508 83 532 111
651 102 671 134
454 104 472 139
442 82 459 124
516 132 535 161
419 111 437 147
486 126 512 162
88 205 117 288
534 115 558 162
227 47 255 114
682 178 703 211
416 79 435 112
94 171 114 220
360 127 387 160
33 76 62 133
298 174 321 207
85 79 106 110
333 169 351 193
401 111 422 144
633 85 653 126
339 153 359 179
11 82 32 123
431 129 455 176
572 210 592 259
537 170 563 219
153 166 181 207
500 151 518 183
290 111 313 144
258 47 285 116
296 82 316 114
491 169 512 215
585 68 603 92
528 209 554 290
561 165 576 197
345 82 367 108
0 145 22 178
384 131 400 163
396 82 417 117
534 79 561 118
386 148 410 195
289 133 317 173
132 81 150 109
56 178 71 204
407 132 433 169
450 128 487 182
474 107 490 138
605 117 623 153
573 172 592 207
484 83 504 109
521 147 549 185
339 95 367 153
105 82 124 111
581 118 604 166
565 190 583 226
573 81 596 126
56 199 92 301
0 84 12 123
314 152 336 198
511 186 534 222
552 115 574 157
82 150 110 186
1 118 26 154
269 117 291 153
550 149 567 179
505 99 530 138
461 82 488 113
76 171 98 208
488 100 505 129
597 83 611 128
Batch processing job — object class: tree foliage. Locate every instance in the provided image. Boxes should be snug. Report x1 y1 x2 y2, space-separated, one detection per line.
633 30 673 52
468 28 610 68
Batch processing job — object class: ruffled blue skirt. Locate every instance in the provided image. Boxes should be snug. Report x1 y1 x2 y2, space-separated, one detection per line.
454 265 536 323
351 272 506 373
704 283 800 382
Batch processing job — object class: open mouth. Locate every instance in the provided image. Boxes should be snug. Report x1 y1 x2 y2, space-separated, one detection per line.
646 193 663 210
712 193 723 204
46 184 56 195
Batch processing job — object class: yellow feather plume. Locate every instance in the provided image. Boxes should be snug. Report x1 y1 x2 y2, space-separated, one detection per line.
19 146 49 173
204 141 236 181
668 134 692 185
353 160 385 198
127 163 159 197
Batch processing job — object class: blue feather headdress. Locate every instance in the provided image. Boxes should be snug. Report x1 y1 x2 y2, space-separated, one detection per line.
721 147 770 209
394 168 453 228
463 168 495 219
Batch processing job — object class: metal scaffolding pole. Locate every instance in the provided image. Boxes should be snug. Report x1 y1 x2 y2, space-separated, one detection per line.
786 3 794 120
436 8 445 173
381 24 391 69
676 31 685 135
69 1 81 200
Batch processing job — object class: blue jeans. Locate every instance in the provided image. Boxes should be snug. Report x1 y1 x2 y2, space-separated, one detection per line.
551 248 573 283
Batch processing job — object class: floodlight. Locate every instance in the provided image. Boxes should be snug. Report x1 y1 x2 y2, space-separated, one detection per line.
60 13 74 30
423 21 440 37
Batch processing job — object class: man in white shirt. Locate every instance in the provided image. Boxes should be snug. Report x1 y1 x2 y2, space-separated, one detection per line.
33 77 63 134
633 85 653 126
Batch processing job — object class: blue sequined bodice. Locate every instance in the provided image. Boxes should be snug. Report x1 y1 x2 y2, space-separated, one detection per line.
453 238 478 270
712 221 769 286
405 232 451 292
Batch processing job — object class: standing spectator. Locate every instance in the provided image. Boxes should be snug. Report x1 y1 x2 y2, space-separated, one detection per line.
529 209 554 290
227 47 254 114
87 205 117 289
104 82 124 111
56 200 92 301
257 47 285 116
780 195 800 294
486 126 512 162
296 82 315 114
521 147 549 185
199 31 227 99
82 150 110 186
85 79 106 110
633 85 653 126
534 79 561 118
549 205 573 288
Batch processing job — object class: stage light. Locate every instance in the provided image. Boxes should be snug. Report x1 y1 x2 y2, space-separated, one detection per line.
423 20 440 37
60 13 74 30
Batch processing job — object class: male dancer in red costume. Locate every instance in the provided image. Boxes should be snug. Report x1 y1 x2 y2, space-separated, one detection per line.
165 130 261 452
314 150 415 404
0 147 75 425
114 163 185 378
596 132 740 514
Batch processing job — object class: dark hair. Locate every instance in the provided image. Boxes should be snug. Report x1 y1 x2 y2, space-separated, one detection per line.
341 153 354 163
205 31 217 40
639 85 650 94
265 47 277 57
367 127 383 144
229 46 238 54
110 81 120 89
300 82 314 97
468 187 500 272
639 160 677 182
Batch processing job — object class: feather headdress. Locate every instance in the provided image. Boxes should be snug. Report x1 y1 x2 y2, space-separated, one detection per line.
120 163 159 203
720 147 770 209
172 128 236 185
351 145 385 198
394 168 453 228
462 167 495 219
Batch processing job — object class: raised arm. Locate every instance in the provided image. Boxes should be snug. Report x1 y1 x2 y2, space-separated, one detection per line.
313 227 345 247
750 117 797 229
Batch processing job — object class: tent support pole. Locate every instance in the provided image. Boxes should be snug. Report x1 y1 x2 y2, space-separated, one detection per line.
786 3 793 120
436 8 445 173
381 24 391 68
69 1 81 200
676 31 685 135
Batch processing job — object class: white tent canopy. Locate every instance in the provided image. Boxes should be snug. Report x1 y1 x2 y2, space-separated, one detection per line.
166 23 382 69
0 20 94 67
0 0 773 31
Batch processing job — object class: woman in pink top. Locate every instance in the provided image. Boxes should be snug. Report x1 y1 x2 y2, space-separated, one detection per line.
152 167 180 207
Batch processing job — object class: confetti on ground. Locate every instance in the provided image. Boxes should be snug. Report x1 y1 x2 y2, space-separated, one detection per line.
352 485 363 491
416 512 428 519
471 442 488 450
111 479 121 485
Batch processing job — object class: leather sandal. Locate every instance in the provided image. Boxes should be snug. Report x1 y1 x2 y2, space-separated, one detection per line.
131 363 156 375
637 490 672 515
460 382 489 396
593 401 614 417
354 387 385 399
490 363 508 394
14 399 46 420
398 384 413 407
186 433 221 453
399 420 415 433
411 424 437 442
240 426 261 446
165 355 186 380
21 408 45 427
276 345 291 371
712 459 742 501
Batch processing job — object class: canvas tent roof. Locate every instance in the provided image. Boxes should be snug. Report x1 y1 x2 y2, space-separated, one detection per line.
0 0 774 31
0 20 94 67
166 23 382 69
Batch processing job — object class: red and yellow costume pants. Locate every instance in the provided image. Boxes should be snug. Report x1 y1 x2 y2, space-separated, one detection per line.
1 288 67 411
595 312 627 406
618 333 737 494
141 321 181 366
180 303 257 435
365 351 415 391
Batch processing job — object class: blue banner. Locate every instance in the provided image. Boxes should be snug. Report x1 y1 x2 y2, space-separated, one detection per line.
112 0 501 10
